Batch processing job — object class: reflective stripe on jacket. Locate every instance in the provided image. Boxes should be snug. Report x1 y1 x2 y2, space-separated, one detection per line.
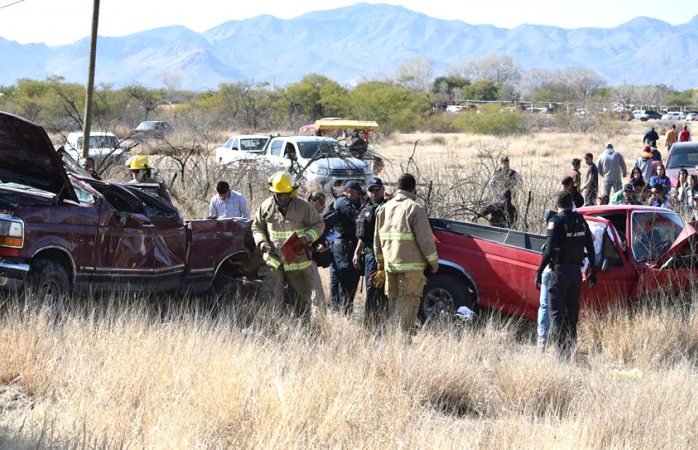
373 190 438 273
252 196 324 271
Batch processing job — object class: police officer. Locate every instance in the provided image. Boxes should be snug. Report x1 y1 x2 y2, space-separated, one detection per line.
353 178 388 326
535 191 596 359
322 181 363 313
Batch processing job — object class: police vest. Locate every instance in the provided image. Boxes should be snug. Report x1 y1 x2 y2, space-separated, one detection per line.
356 201 382 247
554 213 587 265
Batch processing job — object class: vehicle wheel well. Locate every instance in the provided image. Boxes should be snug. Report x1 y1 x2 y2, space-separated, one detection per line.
436 265 478 304
214 251 261 280
32 249 74 287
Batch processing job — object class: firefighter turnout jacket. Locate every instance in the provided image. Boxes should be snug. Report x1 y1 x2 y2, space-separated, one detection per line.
374 190 438 272
252 196 325 271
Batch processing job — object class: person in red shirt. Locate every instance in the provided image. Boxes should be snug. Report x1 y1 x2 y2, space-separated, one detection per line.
679 125 691 142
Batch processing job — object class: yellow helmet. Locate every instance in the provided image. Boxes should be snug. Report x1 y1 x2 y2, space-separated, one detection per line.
268 171 297 193
126 155 150 170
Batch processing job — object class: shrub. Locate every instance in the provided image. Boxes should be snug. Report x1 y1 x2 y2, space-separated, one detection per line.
455 105 527 136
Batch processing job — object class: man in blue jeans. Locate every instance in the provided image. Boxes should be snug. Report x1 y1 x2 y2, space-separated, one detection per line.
537 210 556 348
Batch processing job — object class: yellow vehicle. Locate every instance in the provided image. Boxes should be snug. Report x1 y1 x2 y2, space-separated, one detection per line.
299 118 384 174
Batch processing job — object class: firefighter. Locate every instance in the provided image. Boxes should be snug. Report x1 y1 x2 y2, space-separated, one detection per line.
252 172 324 323
535 191 596 360
125 155 171 202
353 177 388 327
374 173 438 333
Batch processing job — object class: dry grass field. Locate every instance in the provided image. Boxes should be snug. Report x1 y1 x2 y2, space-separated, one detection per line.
3 120 697 449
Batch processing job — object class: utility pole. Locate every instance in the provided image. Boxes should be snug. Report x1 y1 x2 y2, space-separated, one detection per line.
82 0 100 159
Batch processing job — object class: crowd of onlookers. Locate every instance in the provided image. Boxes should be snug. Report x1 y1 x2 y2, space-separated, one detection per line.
566 124 695 218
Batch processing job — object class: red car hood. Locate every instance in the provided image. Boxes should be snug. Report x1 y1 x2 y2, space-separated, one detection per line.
0 112 77 202
655 222 698 268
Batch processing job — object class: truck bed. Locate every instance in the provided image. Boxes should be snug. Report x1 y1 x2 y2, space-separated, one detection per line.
429 218 545 255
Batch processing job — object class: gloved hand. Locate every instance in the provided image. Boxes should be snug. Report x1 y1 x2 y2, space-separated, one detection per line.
587 271 597 289
534 272 542 290
259 241 272 254
370 270 385 289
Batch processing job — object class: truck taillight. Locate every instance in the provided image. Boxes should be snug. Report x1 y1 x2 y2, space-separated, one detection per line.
0 218 24 249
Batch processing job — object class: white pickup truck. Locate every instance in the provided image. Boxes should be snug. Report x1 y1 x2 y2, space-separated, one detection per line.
63 131 126 160
262 136 371 191
215 135 269 165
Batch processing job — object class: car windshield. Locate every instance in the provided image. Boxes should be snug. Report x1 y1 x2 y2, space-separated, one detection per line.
667 145 698 169
298 140 348 159
631 211 684 262
136 122 157 130
240 138 268 153
77 135 119 149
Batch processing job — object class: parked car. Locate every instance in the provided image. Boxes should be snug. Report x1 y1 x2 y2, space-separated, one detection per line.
665 142 698 186
63 131 125 161
0 112 259 300
685 112 698 121
215 135 269 166
662 112 684 121
423 205 697 320
633 110 662 121
262 136 371 191
131 120 173 140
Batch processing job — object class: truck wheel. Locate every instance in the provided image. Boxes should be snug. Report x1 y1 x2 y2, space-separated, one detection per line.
420 274 476 321
26 259 70 317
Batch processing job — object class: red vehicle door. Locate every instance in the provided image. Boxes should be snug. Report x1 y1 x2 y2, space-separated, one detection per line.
581 216 638 310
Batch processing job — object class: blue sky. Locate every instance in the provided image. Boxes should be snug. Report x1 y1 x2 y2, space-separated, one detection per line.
1 0 696 45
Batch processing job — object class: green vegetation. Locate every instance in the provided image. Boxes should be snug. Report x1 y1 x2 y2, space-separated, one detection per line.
455 104 527 136
0 73 695 137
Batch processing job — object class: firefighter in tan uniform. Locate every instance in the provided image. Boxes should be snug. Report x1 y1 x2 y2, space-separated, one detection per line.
252 172 324 322
374 173 438 333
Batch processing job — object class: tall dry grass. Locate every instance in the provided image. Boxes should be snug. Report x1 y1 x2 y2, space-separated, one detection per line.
0 289 697 449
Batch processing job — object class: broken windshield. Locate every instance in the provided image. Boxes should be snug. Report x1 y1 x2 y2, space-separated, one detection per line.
631 211 684 262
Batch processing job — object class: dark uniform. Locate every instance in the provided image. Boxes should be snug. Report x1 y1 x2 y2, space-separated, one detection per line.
356 196 387 324
536 208 596 359
322 193 362 313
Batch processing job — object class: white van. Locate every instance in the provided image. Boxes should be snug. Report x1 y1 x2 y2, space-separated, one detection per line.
262 136 371 191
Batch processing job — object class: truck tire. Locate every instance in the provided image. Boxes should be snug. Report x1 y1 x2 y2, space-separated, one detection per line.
26 259 70 320
420 274 476 321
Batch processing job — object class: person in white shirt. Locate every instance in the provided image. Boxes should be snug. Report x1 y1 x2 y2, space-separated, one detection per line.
209 181 251 219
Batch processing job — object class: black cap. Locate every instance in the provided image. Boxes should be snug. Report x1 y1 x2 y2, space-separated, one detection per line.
623 183 634 192
344 180 363 193
367 177 383 190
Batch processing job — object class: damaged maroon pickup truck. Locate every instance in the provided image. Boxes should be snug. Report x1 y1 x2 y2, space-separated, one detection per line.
0 112 258 299
423 205 698 320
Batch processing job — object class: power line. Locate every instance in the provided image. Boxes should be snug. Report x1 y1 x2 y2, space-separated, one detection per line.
0 0 25 10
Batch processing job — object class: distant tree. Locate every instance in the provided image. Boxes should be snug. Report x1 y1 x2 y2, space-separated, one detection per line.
520 67 605 104
395 56 434 92
126 84 164 121
282 74 346 124
349 80 431 132
432 76 470 101
612 84 673 108
454 54 521 86
462 80 499 101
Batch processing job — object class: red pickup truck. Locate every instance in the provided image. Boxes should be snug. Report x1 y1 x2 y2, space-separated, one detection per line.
0 112 258 300
423 205 697 320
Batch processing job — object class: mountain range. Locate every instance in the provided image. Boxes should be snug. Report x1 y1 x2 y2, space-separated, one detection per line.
2 3 697 91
